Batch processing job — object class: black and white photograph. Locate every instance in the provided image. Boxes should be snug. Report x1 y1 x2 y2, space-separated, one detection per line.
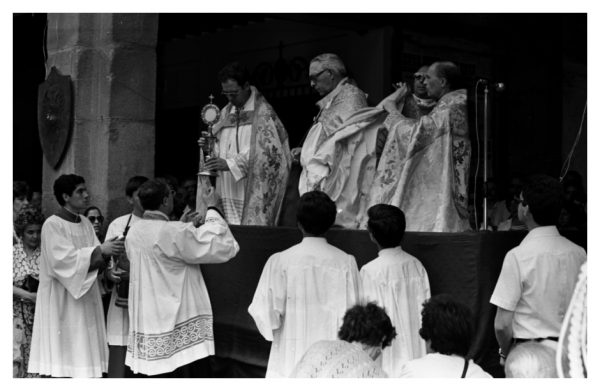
8 2 591 382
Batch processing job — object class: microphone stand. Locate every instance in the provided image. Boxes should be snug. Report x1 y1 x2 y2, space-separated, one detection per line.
482 84 489 231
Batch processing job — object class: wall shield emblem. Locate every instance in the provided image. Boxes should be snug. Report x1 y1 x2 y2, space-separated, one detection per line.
37 66 73 169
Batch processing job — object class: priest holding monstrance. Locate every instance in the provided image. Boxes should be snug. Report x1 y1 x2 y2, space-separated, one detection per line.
199 62 291 225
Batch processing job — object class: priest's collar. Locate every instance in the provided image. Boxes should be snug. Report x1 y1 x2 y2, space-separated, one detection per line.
55 207 82 223
143 210 170 221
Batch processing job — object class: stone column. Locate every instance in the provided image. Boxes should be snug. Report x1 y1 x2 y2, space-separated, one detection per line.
42 13 157 224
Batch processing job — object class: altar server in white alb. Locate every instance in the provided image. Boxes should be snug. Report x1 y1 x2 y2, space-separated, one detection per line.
361 204 430 376
248 190 361 377
125 179 239 376
103 175 148 378
28 174 125 377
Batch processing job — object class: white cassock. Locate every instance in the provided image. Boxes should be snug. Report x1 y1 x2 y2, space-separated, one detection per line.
125 209 239 376
248 237 361 377
28 215 107 377
215 90 254 224
105 213 140 346
360 246 431 377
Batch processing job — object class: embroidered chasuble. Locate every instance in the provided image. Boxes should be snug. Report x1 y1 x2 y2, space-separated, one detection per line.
299 77 368 194
125 209 239 376
28 214 107 377
360 246 431 376
364 89 471 232
248 237 361 377
212 86 291 226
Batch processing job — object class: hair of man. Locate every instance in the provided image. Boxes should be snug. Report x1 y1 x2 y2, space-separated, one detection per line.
505 342 558 378
14 205 45 237
125 176 150 197
431 61 462 90
337 302 397 349
522 174 563 226
367 204 406 248
296 190 337 236
418 293 473 357
310 53 347 78
137 178 171 211
218 61 251 86
53 174 85 206
13 180 30 201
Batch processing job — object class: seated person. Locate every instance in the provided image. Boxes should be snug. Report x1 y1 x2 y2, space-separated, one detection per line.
505 341 557 378
398 294 492 378
291 303 396 378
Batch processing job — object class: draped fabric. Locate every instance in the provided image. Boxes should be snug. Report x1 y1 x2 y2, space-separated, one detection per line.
291 340 387 378
28 215 107 378
304 108 388 227
363 89 471 232
299 78 368 194
213 86 291 226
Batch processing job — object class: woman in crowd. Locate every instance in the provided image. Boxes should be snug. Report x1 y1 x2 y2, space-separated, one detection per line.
398 294 491 378
84 206 105 242
13 205 45 377
291 303 397 378
13 181 30 243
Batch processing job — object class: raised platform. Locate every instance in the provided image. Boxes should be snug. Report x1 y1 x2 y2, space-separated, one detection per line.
201 226 585 377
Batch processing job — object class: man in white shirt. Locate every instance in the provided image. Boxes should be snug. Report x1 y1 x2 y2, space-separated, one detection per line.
398 294 491 378
202 61 291 226
361 204 430 376
490 174 586 365
103 175 148 377
125 179 239 376
28 174 125 377
248 190 361 377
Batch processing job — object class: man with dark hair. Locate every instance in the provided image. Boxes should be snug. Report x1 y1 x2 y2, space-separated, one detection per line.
179 176 198 222
125 179 239 376
367 60 470 232
103 175 149 377
399 294 491 377
361 204 430 376
292 303 396 378
28 174 125 377
248 190 361 377
491 174 586 367
200 61 291 226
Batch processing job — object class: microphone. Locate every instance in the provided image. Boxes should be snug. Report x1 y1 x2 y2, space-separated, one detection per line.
477 79 505 92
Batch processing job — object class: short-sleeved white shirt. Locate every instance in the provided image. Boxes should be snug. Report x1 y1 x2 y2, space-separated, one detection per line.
490 226 586 338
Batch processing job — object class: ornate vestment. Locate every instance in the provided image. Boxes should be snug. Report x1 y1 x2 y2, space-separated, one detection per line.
212 86 291 226
299 78 368 194
364 89 471 232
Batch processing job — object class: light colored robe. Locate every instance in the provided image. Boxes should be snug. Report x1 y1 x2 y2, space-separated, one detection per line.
212 86 291 226
105 213 140 346
299 77 368 194
364 89 471 232
248 237 361 377
360 246 431 377
125 209 239 375
28 215 107 377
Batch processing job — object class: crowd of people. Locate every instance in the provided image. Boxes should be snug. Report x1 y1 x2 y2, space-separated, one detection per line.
12 55 586 379
12 169 586 378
